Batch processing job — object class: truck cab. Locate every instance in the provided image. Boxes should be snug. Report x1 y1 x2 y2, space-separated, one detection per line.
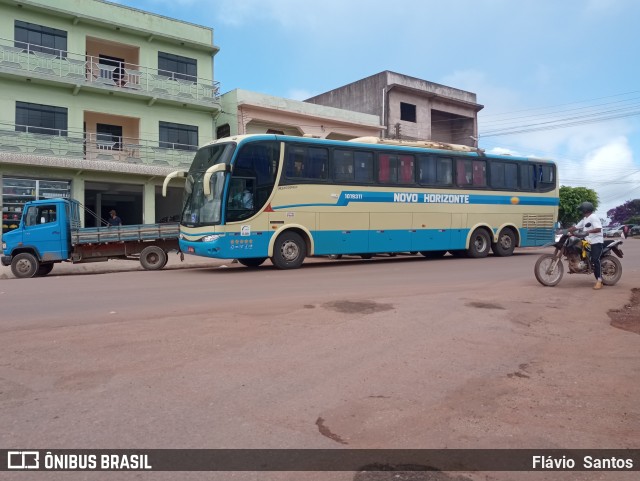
1 198 72 277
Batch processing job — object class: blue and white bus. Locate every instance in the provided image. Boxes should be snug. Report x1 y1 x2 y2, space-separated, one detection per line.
163 135 558 269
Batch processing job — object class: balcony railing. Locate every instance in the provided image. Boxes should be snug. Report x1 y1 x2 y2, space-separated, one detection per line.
0 37 220 105
0 123 197 168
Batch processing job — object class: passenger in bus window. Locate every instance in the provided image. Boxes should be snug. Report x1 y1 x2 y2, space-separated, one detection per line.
294 159 304 177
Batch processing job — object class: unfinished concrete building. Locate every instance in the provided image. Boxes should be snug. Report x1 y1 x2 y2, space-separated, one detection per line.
305 71 483 147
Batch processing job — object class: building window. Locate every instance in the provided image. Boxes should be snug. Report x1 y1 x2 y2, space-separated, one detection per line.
400 102 417 123
97 123 123 151
216 124 231 139
14 20 67 58
15 101 68 136
158 52 197 81
159 121 198 150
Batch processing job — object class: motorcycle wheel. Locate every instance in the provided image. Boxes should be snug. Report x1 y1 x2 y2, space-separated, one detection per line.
534 253 564 287
601 255 622 286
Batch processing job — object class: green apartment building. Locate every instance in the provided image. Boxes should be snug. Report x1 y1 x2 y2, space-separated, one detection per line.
0 0 219 237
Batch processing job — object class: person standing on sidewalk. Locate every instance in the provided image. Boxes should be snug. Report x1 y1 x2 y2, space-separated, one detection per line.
568 202 604 289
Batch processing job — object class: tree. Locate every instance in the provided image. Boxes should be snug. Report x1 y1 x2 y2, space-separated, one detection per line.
558 186 599 227
606 199 640 225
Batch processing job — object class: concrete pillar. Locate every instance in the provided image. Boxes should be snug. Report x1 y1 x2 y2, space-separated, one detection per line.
71 176 85 227
143 182 155 224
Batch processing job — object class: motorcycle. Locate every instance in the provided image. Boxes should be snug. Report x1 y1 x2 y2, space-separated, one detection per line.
534 232 624 287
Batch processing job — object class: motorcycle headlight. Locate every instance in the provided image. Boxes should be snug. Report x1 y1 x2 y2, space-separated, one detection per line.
202 235 221 242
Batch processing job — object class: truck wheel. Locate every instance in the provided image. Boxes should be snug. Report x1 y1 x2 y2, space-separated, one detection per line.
140 246 167 270
11 253 39 278
271 231 306 269
36 263 54 277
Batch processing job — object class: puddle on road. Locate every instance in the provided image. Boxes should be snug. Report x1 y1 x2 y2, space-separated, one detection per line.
608 288 640 335
323 300 394 314
465 301 505 310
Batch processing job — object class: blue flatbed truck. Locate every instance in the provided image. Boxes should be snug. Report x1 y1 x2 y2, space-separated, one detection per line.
2 198 180 278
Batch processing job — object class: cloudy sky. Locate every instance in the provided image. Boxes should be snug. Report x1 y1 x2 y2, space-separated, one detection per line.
121 0 640 219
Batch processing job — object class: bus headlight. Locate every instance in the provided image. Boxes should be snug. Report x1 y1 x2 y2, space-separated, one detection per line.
202 235 221 242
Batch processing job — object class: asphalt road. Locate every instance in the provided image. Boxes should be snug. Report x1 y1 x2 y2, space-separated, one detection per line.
1 244 639 481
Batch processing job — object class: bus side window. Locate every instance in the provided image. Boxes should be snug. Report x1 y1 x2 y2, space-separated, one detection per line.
399 155 414 184
333 150 354 182
378 154 391 183
537 164 556 191
418 155 437 184
456 159 473 187
378 154 401 184
456 159 486 187
354 151 373 183
472 160 486 186
308 147 328 180
286 146 327 180
505 163 518 189
286 147 306 178
520 164 535 190
490 162 506 188
438 157 453 185
419 155 451 185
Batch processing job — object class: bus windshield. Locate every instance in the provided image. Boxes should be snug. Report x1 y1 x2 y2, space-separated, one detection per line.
181 143 235 227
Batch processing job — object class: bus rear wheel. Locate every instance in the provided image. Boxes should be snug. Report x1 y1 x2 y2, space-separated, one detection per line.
467 228 491 258
492 228 516 257
271 231 306 269
238 257 267 268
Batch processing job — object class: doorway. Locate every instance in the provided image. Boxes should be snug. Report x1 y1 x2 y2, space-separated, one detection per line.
84 181 143 227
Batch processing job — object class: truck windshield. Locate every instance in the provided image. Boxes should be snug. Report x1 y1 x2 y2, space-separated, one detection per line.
181 143 235 227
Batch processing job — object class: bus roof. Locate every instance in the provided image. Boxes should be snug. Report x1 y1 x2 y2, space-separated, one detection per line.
201 134 555 164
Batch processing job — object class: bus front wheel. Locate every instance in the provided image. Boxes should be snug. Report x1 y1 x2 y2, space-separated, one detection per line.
271 231 306 269
467 228 491 258
238 257 267 268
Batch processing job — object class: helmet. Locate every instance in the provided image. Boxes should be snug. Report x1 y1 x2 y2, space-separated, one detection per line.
578 201 594 214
